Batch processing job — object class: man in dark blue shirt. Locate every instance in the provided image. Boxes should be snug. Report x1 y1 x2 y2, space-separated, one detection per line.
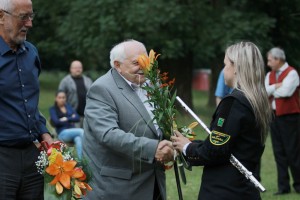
0 0 53 199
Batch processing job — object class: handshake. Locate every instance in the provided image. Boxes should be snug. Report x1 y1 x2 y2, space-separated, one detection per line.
155 131 191 163
155 140 174 163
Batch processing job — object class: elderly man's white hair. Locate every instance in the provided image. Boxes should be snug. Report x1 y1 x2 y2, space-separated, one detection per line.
0 0 14 11
109 39 146 68
268 47 286 61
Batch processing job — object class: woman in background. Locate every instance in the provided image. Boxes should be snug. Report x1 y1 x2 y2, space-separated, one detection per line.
49 90 84 159
172 41 272 200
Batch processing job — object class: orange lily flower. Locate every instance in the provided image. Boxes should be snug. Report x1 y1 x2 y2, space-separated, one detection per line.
45 152 77 194
160 83 169 88
188 122 198 129
74 180 93 198
73 167 86 181
149 49 159 64
137 54 151 75
137 49 160 75
168 78 175 86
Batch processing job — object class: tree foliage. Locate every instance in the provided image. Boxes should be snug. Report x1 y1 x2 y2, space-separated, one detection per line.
30 0 300 107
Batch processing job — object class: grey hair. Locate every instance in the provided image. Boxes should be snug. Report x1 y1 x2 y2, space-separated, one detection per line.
267 47 286 61
109 39 146 68
225 41 272 144
0 0 13 11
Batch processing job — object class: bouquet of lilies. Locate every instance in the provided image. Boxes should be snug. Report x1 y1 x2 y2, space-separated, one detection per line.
137 50 176 140
138 50 197 199
36 141 92 200
137 50 198 163
137 49 197 141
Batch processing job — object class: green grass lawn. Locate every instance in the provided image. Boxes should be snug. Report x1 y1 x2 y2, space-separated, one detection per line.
39 72 299 200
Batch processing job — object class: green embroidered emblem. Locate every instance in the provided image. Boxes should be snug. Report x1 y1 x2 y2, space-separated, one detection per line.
217 118 225 127
209 130 231 145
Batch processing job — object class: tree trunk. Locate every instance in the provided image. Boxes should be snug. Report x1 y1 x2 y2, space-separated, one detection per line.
208 58 223 107
161 53 194 110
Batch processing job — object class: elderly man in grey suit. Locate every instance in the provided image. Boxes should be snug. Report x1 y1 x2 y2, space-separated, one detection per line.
83 40 174 200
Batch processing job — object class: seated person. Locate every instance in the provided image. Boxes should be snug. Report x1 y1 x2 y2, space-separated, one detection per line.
49 90 84 159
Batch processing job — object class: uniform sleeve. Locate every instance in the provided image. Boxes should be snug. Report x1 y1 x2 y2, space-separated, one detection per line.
186 97 244 166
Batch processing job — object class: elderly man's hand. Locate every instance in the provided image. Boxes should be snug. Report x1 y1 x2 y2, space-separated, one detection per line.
155 140 174 163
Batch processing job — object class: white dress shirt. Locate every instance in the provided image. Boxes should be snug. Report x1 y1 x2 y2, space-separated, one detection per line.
183 142 191 156
265 62 300 110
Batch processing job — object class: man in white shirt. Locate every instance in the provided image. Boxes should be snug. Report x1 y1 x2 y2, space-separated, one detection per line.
265 47 300 195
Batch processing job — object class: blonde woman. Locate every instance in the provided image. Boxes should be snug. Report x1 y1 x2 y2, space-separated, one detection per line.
172 41 272 200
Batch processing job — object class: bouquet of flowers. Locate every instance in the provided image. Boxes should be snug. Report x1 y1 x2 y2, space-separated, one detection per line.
137 49 197 141
138 52 175 139
138 50 198 200
137 50 198 163
138 50 197 199
36 141 92 200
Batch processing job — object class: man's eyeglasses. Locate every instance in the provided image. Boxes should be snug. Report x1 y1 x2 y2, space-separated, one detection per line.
2 10 35 21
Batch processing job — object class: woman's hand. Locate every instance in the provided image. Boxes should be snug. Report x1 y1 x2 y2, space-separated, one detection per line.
59 117 68 122
171 130 191 153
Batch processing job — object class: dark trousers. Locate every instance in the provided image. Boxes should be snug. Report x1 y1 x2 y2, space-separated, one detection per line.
153 177 162 200
270 113 300 192
0 143 44 200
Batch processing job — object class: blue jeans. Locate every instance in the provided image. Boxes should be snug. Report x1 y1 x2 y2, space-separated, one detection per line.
58 128 84 159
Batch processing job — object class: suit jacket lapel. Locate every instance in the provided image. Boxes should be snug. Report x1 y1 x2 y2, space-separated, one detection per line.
111 69 158 137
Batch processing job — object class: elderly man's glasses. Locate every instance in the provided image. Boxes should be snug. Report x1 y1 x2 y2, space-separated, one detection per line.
2 10 35 21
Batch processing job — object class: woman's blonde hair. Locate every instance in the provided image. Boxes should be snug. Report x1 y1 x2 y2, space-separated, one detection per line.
225 41 271 144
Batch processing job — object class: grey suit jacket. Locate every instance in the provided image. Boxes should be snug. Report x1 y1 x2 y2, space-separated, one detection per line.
83 68 166 200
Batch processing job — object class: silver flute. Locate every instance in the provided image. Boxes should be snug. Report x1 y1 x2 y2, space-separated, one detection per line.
176 96 266 192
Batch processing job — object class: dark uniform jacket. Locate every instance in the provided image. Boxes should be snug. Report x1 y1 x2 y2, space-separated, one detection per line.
186 89 263 200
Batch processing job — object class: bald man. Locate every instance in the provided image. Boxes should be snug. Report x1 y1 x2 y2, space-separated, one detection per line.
58 60 93 127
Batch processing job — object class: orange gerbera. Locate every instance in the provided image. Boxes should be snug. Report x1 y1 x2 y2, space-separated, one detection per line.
45 152 77 194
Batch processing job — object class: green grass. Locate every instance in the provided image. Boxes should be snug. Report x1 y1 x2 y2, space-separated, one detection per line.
39 71 299 200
